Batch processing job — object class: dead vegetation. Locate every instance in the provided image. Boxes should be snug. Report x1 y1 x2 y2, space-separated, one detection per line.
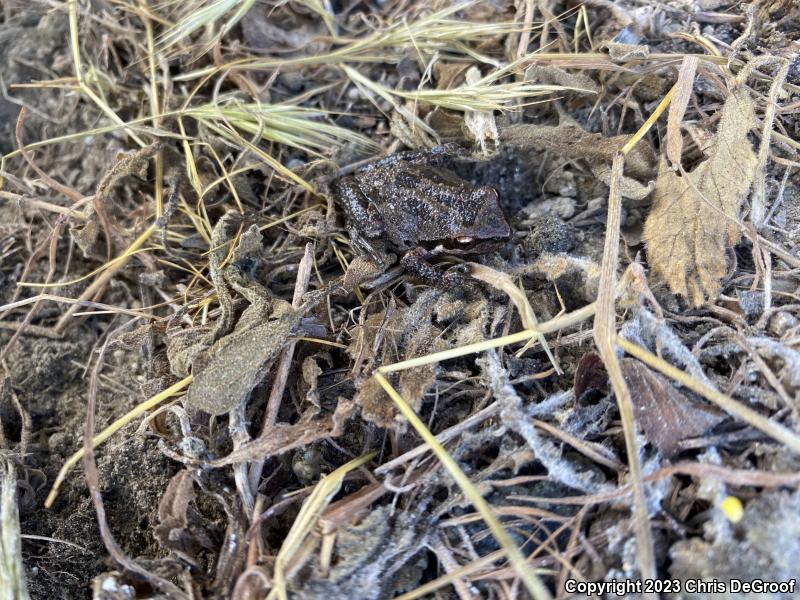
0 0 799 599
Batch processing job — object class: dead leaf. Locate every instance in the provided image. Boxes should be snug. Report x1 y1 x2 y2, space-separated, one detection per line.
398 323 445 409
185 305 303 415
343 254 383 291
211 398 356 466
573 352 608 403
621 359 724 457
500 121 652 176
500 120 656 196
643 87 758 306
351 321 443 428
348 292 450 429
433 62 470 90
602 41 651 61
525 65 599 95
302 356 323 408
155 471 214 563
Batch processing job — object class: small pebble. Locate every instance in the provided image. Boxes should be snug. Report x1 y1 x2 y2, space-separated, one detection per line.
524 215 577 257
48 431 70 457
767 311 798 337
738 290 764 320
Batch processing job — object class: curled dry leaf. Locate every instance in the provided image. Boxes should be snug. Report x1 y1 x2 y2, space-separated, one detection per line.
155 471 214 563
353 318 444 428
342 254 383 291
644 87 758 306
621 359 724 457
302 356 324 408
525 64 600 95
573 351 608 403
601 41 651 61
501 120 655 179
211 398 356 466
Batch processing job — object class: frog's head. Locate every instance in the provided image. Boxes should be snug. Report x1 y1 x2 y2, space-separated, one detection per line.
455 186 511 247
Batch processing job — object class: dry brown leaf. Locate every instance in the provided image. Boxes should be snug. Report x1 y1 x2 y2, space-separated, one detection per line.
154 471 211 563
643 87 758 306
601 41 651 61
302 356 323 408
500 120 656 196
210 398 356 466
524 64 599 94
355 375 397 428
433 61 470 90
573 351 608 403
185 302 305 415
621 359 724 457
349 303 444 429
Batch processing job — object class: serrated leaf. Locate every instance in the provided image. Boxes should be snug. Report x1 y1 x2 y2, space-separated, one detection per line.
644 88 758 306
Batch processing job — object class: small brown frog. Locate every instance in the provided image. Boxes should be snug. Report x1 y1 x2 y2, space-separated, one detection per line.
332 147 511 285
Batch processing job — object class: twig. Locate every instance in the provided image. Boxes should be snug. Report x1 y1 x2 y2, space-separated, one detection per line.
593 152 656 586
15 107 83 203
247 243 314 493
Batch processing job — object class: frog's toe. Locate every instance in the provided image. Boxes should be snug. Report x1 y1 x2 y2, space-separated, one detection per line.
343 255 383 291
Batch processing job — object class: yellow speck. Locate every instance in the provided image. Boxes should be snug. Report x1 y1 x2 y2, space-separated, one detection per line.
721 496 744 523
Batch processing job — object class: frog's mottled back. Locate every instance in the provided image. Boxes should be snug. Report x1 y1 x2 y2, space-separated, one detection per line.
333 148 511 284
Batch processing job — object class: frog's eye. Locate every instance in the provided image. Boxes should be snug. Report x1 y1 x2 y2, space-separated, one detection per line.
457 236 474 245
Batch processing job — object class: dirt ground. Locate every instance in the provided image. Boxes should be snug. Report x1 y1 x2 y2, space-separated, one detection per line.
0 1 799 599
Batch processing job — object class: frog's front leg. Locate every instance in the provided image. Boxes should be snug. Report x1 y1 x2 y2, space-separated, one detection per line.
334 176 394 268
401 247 466 287
334 176 384 238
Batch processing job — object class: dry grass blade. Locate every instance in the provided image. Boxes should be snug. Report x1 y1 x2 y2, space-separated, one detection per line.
173 3 538 80
187 101 377 155
68 0 146 146
593 152 656 588
0 461 29 600
373 372 552 600
378 296 601 376
469 263 562 374
395 552 509 600
344 64 589 114
54 224 159 333
268 452 376 600
158 0 258 50
7 1 800 597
